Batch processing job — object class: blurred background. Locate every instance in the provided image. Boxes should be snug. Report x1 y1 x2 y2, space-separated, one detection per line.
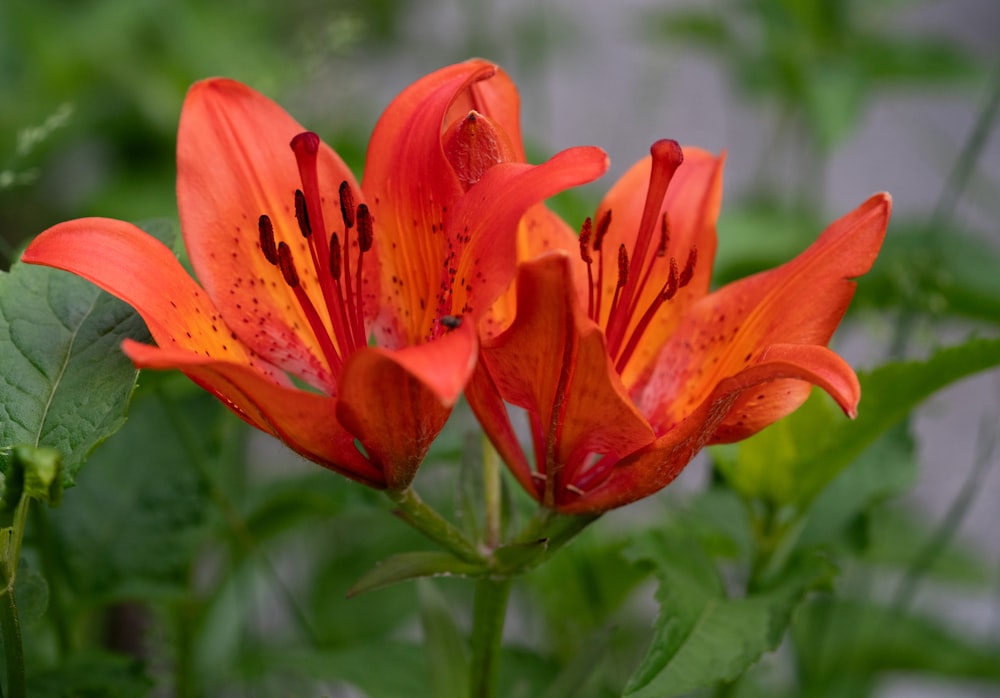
2 0 999 696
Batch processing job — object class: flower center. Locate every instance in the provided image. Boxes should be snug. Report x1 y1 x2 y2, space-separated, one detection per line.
257 131 372 378
578 139 698 376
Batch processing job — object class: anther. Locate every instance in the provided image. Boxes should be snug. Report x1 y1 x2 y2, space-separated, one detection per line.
356 204 374 252
579 217 593 264
664 257 679 300
339 181 355 230
441 315 462 329
616 244 629 288
678 246 697 288
258 215 278 265
276 242 299 287
593 210 612 252
329 233 342 281
658 212 670 257
294 189 312 237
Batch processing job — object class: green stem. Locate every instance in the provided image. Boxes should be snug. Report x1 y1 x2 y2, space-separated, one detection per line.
387 488 483 563
0 578 24 698
482 440 501 550
0 498 31 698
468 576 512 698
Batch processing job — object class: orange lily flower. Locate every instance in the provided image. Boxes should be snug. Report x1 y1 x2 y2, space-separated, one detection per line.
22 61 608 491
469 140 891 513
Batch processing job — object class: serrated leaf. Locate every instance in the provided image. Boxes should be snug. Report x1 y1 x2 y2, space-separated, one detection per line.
716 336 1000 507
0 258 149 484
623 532 833 698
348 551 485 597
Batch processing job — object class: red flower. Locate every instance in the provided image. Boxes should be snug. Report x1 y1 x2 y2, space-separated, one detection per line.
22 61 607 490
469 140 891 513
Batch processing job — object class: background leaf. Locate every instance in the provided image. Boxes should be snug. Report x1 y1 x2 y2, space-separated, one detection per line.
0 253 149 484
622 531 833 697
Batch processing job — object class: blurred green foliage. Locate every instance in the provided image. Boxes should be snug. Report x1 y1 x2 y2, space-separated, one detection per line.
1 0 999 696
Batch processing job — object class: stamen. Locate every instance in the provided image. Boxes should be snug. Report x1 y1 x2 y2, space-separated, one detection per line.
339 180 355 230
276 242 299 287
356 204 374 252
593 210 612 321
658 212 670 256
606 244 629 333
579 217 593 264
258 215 278 265
329 233 342 281
664 257 679 301
276 242 343 374
294 189 312 237
678 246 697 288
579 217 596 319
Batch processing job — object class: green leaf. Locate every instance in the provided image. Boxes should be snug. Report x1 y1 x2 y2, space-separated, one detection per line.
796 425 916 549
623 532 833 697
716 336 1000 507
418 579 468 698
26 651 152 698
348 551 486 597
0 257 149 484
795 597 1000 685
50 388 214 599
241 642 429 698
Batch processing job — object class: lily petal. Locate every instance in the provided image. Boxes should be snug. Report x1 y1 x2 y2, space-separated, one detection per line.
364 60 497 347
177 78 361 390
636 192 891 432
448 148 608 326
21 217 287 385
122 340 384 488
475 253 655 505
559 343 858 513
336 320 477 490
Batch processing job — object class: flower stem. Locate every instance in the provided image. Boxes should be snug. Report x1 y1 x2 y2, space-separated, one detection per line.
387 488 484 563
482 439 502 550
468 576 512 698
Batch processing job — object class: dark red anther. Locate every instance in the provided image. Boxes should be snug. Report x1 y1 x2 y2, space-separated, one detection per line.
294 189 312 238
579 217 593 264
664 257 679 300
339 181 356 230
356 204 374 252
616 243 629 287
258 215 278 265
276 242 299 288
329 233 342 281
593 209 612 252
657 212 670 257
678 246 697 288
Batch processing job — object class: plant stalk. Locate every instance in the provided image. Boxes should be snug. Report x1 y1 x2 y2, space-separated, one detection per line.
468 576 512 698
